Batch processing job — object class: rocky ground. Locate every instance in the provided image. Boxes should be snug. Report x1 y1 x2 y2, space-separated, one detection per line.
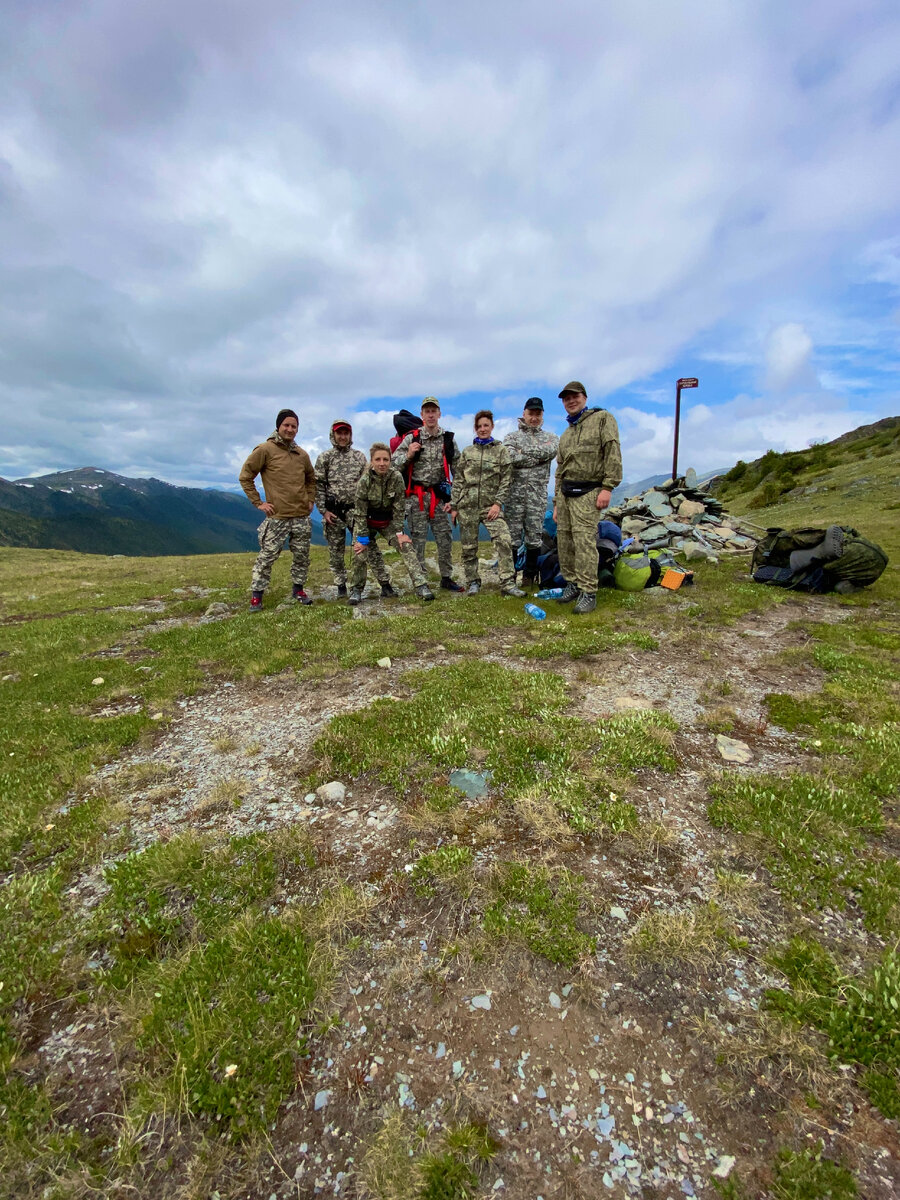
31 587 898 1200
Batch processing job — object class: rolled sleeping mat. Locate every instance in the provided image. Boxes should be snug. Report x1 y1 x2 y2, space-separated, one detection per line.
789 525 844 573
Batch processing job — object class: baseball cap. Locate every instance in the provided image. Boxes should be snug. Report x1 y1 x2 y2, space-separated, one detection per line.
524 397 544 411
558 381 587 398
420 396 441 409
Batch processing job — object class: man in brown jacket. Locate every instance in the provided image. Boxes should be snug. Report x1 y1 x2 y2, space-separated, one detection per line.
239 409 317 611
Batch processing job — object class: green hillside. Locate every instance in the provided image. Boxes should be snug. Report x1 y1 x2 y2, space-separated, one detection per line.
0 428 897 1200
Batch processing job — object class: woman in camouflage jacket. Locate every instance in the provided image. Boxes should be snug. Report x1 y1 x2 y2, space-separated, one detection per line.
450 412 526 598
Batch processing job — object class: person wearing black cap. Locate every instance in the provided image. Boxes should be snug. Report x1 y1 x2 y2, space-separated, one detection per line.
502 397 558 587
553 382 623 615
239 409 317 611
315 421 369 597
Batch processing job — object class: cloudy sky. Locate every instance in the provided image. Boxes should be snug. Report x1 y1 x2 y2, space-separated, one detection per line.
2 0 899 489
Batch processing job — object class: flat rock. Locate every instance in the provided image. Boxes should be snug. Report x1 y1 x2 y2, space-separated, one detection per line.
610 906 628 921
678 499 705 519
316 780 347 803
620 516 649 535
684 468 698 487
470 993 492 1011
376 656 392 668
614 696 652 710
640 523 669 540
715 735 752 764
449 768 492 798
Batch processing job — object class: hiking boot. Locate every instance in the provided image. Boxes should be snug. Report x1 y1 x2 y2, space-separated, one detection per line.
380 580 397 597
415 584 435 602
466 581 480 596
292 585 313 606
556 582 580 604
502 584 527 598
521 547 540 587
347 587 363 606
573 591 597 615
440 576 464 592
249 590 263 612
336 583 348 598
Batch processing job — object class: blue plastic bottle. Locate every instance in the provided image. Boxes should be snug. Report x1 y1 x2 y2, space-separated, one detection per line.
524 603 546 620
535 587 563 600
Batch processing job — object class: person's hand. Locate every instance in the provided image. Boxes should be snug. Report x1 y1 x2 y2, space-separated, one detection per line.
442 502 452 513
486 504 501 522
353 540 366 555
396 532 411 546
450 510 458 525
596 489 612 511
260 502 275 517
324 510 336 525
407 440 421 456
552 505 557 523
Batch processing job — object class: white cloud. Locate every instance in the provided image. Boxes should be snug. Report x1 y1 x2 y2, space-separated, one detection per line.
1 0 899 486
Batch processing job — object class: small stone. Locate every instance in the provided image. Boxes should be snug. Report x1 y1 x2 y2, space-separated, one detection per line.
448 768 492 798
660 1069 674 1085
314 1090 330 1111
549 992 562 1009
91 677 104 686
470 994 492 1011
610 906 628 921
316 781 346 803
715 735 752 765
712 1156 736 1178
678 499 705 519
376 657 392 668
536 1085 547 1099
452 1060 463 1078
435 1042 446 1058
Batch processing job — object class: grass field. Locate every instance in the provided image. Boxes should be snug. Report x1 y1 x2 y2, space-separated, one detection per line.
1 432 898 1199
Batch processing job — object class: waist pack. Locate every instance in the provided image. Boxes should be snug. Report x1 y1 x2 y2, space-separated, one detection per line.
325 494 352 523
751 525 888 592
560 479 604 498
366 505 393 531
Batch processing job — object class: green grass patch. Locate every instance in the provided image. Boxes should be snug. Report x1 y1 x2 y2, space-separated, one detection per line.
484 861 595 966
766 937 900 1119
313 661 674 835
137 913 318 1137
707 771 898 931
771 1142 857 1199
410 845 475 897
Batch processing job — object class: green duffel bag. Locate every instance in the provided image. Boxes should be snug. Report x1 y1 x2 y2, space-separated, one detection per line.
614 548 679 591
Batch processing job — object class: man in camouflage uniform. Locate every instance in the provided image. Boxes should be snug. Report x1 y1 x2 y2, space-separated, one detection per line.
553 382 623 615
349 443 434 603
503 397 559 587
391 397 464 592
315 421 368 597
450 410 526 597
239 408 317 610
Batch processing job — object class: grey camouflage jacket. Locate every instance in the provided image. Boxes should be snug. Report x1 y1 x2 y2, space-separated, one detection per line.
391 425 458 489
450 441 512 512
315 429 368 515
503 420 558 491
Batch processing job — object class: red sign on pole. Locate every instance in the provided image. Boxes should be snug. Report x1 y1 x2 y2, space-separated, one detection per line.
677 378 699 388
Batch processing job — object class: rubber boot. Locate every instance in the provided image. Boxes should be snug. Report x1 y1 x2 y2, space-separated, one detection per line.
521 547 540 587
249 590 263 612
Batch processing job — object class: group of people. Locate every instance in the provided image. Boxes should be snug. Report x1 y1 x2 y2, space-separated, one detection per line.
238 382 622 616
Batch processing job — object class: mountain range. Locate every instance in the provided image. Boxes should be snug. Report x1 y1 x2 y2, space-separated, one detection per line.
0 468 327 556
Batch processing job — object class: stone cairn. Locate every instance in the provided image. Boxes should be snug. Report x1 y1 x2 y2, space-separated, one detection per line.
604 468 758 563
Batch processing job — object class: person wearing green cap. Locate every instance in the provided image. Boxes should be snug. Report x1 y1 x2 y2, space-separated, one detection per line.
553 382 623 615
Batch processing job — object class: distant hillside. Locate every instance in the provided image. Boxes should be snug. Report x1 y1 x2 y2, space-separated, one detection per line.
612 466 728 503
0 467 326 556
713 417 900 510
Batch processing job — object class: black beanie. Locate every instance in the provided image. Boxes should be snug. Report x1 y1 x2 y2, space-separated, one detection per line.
276 408 299 429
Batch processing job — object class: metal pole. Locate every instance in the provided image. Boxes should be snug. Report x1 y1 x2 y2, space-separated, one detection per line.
672 383 682 481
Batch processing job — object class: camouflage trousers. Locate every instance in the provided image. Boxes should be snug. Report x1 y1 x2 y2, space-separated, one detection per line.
251 516 311 592
458 508 515 588
323 515 367 587
556 488 601 594
351 531 427 590
405 494 454 577
505 479 548 551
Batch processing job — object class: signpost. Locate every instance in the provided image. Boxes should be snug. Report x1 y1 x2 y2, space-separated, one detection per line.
672 377 699 481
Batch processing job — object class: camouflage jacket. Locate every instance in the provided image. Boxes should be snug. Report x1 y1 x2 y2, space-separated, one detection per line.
503 420 558 491
315 432 368 515
555 408 623 499
239 433 316 519
391 425 459 489
352 468 407 537
450 441 512 512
